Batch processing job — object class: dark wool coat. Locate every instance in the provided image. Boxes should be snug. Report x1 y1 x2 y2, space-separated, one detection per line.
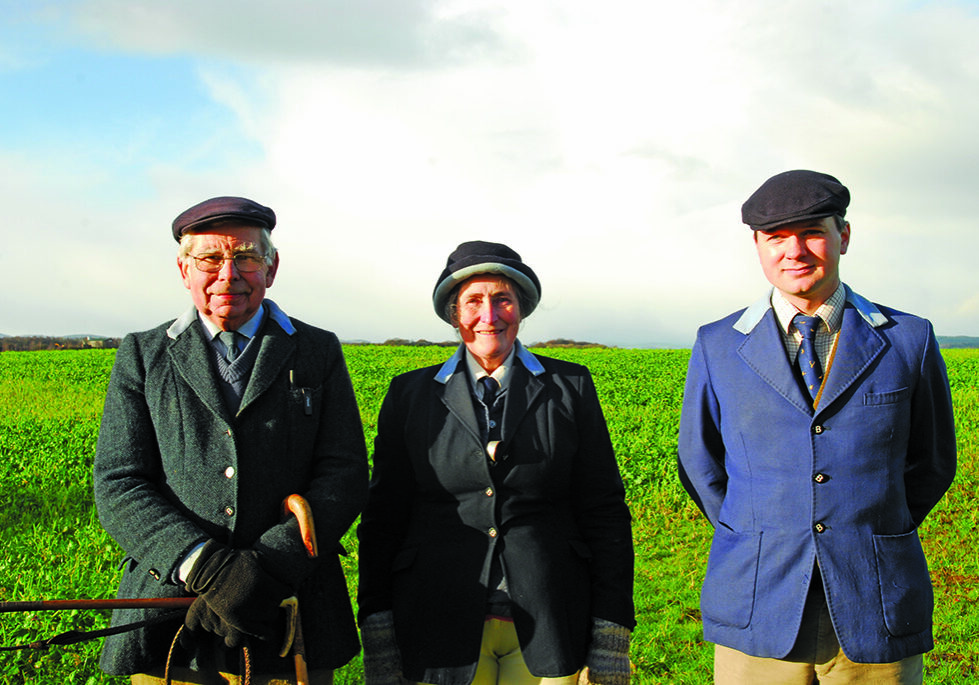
358 343 635 685
93 301 368 675
678 287 957 664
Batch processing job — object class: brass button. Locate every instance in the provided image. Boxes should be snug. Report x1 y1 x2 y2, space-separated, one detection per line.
224 467 236 479
813 425 824 434
224 506 235 517
814 473 827 484
488 528 498 538
814 522 826 534
484 487 494 497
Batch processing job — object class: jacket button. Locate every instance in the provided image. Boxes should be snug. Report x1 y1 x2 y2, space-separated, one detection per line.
224 467 236 479
148 568 161 580
226 429 233 437
484 487 494 497
813 473 827 484
814 522 826 534
224 506 235 517
488 527 498 538
813 425 824 434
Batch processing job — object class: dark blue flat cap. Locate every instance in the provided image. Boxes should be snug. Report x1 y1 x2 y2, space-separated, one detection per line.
172 196 276 241
433 240 541 323
742 170 849 231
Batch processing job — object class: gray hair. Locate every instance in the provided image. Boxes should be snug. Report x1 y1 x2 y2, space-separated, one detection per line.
178 226 277 266
444 274 534 328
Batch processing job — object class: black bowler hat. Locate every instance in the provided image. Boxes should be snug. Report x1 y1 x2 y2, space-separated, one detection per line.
433 241 541 323
742 170 850 231
172 196 276 241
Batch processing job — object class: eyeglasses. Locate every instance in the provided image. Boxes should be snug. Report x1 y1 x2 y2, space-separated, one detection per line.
189 252 268 273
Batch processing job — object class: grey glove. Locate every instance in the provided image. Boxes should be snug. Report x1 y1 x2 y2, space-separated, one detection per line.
578 618 631 685
360 610 406 685
182 540 291 648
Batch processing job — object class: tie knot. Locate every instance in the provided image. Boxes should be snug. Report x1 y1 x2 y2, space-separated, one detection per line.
218 330 240 362
793 314 821 341
479 375 500 403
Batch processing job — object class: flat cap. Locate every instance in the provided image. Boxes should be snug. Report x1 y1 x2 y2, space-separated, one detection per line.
433 240 541 323
172 196 276 241
742 170 849 231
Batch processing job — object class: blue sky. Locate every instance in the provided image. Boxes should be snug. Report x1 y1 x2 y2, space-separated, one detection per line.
2 0 978 347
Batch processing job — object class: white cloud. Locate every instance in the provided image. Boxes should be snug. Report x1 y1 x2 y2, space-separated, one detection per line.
3 0 978 342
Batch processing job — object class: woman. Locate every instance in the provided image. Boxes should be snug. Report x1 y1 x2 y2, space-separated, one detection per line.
358 241 635 685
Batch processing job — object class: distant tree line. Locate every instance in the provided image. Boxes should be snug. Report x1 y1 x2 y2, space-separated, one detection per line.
363 338 611 349
0 336 121 352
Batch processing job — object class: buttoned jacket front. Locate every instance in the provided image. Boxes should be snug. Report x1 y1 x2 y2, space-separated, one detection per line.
358 343 635 685
678 286 956 663
93 301 369 675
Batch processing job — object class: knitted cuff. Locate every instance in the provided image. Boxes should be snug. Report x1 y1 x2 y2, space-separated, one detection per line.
582 618 631 685
360 611 404 685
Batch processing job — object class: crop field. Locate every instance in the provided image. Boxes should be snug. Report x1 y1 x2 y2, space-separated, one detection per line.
0 347 977 684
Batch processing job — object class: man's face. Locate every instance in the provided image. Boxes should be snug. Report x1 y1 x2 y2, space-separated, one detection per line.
178 224 279 331
754 216 850 313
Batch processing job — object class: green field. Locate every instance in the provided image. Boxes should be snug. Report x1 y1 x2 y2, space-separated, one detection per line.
1 347 976 684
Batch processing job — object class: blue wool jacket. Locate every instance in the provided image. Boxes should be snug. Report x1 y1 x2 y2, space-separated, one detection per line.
678 286 956 663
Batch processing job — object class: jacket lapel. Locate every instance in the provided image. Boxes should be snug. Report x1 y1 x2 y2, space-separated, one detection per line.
240 320 295 413
737 308 813 416
814 305 885 414
436 367 482 445
168 320 231 422
499 363 544 459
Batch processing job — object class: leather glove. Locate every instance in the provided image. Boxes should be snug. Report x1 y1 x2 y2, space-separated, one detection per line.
577 618 631 685
181 540 292 648
360 610 407 685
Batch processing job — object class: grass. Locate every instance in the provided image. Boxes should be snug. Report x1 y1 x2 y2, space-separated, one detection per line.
0 347 976 683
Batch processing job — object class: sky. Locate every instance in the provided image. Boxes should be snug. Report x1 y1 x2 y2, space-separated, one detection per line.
2 0 977 348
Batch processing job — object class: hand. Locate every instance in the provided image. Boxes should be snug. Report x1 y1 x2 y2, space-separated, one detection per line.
182 540 291 648
360 610 407 685
578 618 631 685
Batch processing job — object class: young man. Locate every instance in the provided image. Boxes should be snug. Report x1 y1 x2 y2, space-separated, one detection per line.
678 170 957 684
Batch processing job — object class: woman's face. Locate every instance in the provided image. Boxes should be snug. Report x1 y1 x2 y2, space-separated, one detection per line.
455 275 521 372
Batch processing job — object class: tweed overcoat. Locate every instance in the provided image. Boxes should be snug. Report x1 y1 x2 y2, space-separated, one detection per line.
677 286 956 664
357 343 635 685
93 301 369 675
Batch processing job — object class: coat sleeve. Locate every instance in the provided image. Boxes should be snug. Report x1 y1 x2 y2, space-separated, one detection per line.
356 374 416 620
904 324 957 526
93 332 209 585
677 332 727 526
569 368 636 629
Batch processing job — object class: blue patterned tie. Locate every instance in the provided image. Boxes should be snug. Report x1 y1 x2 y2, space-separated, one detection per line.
479 375 499 406
793 314 823 400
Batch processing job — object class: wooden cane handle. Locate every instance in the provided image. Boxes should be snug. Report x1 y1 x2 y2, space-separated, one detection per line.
284 494 319 559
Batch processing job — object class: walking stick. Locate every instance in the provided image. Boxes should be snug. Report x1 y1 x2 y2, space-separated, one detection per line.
280 493 318 685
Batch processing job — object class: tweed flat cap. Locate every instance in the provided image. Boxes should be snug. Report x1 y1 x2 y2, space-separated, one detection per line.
742 170 849 231
172 196 276 241
433 241 541 323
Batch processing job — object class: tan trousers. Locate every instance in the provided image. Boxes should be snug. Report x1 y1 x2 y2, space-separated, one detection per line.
714 580 924 684
131 666 333 685
416 618 580 685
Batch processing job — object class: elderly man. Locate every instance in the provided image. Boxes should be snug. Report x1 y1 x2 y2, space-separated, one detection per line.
94 196 368 684
678 170 956 684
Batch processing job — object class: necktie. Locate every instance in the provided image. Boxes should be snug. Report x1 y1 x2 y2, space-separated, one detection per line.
479 376 500 406
218 331 239 363
793 314 823 400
